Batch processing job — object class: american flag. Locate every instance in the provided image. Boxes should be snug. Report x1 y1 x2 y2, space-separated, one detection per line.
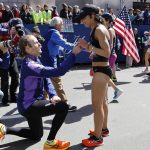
113 6 140 63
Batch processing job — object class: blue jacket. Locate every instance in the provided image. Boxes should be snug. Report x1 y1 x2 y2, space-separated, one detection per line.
41 27 74 68
0 51 10 69
17 53 76 114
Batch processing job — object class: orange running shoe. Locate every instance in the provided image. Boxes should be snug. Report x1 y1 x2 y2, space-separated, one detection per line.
89 128 110 137
43 139 70 150
82 135 103 147
0 123 6 141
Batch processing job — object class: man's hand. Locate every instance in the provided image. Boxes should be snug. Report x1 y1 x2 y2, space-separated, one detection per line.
72 45 82 55
0 42 8 53
78 38 89 49
50 96 61 105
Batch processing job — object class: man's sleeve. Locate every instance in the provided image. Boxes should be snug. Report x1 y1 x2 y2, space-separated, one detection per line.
27 53 76 78
51 30 74 51
44 78 57 99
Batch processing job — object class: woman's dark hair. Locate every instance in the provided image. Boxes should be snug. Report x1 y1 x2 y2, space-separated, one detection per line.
102 13 113 23
19 35 32 57
95 14 104 24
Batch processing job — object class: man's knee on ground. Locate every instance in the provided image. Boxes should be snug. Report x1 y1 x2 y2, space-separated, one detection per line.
31 130 43 141
56 102 69 113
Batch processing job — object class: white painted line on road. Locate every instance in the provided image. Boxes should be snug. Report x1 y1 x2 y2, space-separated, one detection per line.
0 114 23 120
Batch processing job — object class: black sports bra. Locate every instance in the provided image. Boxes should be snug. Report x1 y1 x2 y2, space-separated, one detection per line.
90 26 108 62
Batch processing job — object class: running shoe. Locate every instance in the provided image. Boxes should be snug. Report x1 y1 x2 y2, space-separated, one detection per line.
82 135 103 147
101 128 110 137
113 88 123 99
112 77 117 82
0 123 6 141
89 128 110 137
142 70 149 74
146 72 150 76
68 104 77 112
43 139 70 150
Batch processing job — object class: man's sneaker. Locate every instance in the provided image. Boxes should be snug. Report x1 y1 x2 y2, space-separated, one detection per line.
82 135 103 147
113 88 123 99
89 128 110 137
43 139 70 150
0 123 6 141
146 72 150 76
142 70 149 74
68 104 77 112
116 67 121 71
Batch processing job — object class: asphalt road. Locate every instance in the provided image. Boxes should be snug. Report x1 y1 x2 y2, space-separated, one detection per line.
0 65 150 150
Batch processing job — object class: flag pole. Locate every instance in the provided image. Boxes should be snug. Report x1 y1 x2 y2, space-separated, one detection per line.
121 0 126 9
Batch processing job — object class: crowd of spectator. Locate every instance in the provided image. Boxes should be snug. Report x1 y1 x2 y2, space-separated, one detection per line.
0 2 149 25
129 5 150 25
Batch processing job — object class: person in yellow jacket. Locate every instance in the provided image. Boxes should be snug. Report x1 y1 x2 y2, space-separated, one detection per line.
32 5 43 24
42 4 52 24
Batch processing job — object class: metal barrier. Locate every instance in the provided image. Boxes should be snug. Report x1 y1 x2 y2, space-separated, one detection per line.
24 24 150 63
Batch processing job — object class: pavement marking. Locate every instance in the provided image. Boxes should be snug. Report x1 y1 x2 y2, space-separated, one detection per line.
0 114 23 120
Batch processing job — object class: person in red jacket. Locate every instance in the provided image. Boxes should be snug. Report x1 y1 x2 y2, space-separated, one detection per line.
12 4 20 18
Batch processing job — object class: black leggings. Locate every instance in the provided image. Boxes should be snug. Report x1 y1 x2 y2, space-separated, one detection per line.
7 100 68 141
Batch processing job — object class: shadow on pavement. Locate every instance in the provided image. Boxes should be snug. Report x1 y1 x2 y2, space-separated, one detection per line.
2 107 18 116
1 107 26 127
73 83 91 90
115 81 131 85
133 72 145 77
65 104 93 124
74 81 131 91
139 76 150 83
109 100 119 104
43 104 92 129
44 104 93 125
70 143 96 150
0 139 39 150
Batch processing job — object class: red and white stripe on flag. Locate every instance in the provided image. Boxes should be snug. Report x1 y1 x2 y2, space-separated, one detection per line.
113 6 140 63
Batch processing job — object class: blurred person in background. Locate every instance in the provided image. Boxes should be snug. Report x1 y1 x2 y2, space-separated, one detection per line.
3 5 14 22
60 3 69 19
108 8 116 20
143 5 150 25
20 4 28 16
12 4 20 18
51 6 59 18
20 5 33 24
0 18 25 105
31 26 45 44
143 31 150 73
72 5 80 23
0 43 10 104
133 28 142 64
68 5 73 20
133 9 144 25
128 8 136 24
0 3 5 23
32 5 43 24
42 4 52 24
